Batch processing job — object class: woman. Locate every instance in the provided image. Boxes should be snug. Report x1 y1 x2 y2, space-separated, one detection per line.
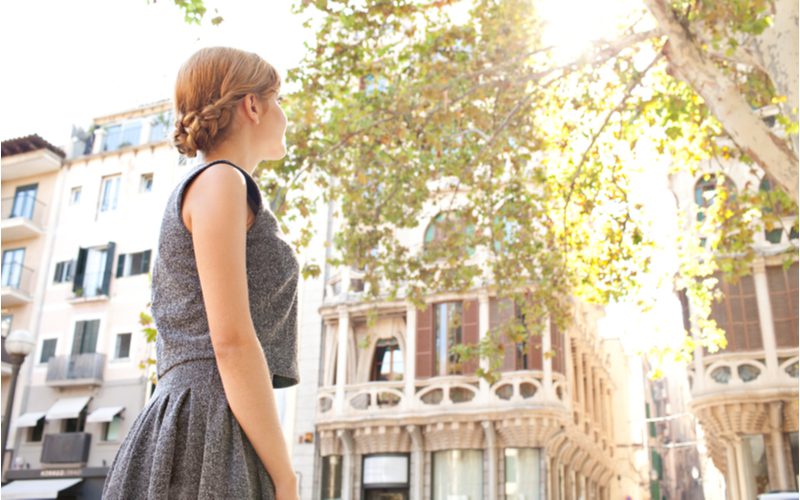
102 46 300 500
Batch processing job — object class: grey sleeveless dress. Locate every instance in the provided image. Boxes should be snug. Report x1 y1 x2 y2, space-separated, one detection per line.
102 159 300 499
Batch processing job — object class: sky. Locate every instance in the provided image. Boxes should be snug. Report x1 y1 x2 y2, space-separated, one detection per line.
1 0 308 149
1 0 685 357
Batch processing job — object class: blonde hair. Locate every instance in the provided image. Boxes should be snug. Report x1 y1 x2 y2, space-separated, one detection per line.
172 46 281 158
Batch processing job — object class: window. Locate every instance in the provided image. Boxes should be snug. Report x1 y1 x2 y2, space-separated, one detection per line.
71 320 100 355
504 448 542 500
742 434 769 495
148 111 173 143
370 337 403 381
139 173 153 193
64 408 87 433
321 455 342 500
28 418 44 442
53 260 75 283
69 186 81 205
73 243 116 297
40 338 57 364
115 333 131 359
432 449 483 500
99 175 121 213
104 416 122 441
104 120 142 151
10 184 38 219
1 314 11 338
694 174 736 222
434 301 463 376
1 248 26 289
709 273 762 353
116 250 151 278
767 263 799 348
424 211 476 257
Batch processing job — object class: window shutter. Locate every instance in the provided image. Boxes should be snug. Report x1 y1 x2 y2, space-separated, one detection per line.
518 291 543 371
116 254 126 278
71 321 85 355
72 248 88 293
101 242 116 295
550 321 564 374
141 249 152 274
415 303 434 378
490 296 518 371
461 299 480 374
54 262 64 283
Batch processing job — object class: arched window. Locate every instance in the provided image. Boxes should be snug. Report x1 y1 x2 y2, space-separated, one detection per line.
423 211 475 257
694 174 736 222
370 337 404 382
491 214 517 253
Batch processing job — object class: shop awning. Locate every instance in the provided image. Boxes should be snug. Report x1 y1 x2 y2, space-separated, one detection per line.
44 396 91 420
14 411 46 428
86 405 124 423
1 478 83 499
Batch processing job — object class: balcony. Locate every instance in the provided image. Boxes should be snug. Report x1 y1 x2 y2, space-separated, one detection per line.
41 432 91 465
46 353 106 387
316 370 570 423
1 196 46 241
1 263 34 306
1 147 62 180
690 349 799 399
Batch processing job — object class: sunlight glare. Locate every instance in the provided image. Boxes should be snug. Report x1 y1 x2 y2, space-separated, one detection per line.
538 0 642 61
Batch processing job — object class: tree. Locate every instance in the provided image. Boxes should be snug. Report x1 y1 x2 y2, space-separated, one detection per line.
167 0 798 381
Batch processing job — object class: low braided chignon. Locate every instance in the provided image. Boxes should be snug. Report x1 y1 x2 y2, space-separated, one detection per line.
172 47 281 158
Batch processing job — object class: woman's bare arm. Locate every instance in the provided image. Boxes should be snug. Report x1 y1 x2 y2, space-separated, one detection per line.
182 164 297 490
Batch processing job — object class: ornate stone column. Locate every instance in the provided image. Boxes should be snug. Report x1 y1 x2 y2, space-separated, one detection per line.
404 303 417 407
753 258 779 377
769 401 790 489
335 305 350 414
481 420 498 500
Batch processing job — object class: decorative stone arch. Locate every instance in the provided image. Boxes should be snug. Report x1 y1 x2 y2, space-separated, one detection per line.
324 320 359 386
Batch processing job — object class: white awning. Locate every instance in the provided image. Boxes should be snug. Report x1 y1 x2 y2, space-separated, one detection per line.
1 478 83 499
44 396 91 421
14 412 46 428
86 405 124 423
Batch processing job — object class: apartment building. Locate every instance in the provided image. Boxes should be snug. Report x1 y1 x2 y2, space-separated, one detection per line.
671 157 799 498
1 135 67 472
310 182 650 500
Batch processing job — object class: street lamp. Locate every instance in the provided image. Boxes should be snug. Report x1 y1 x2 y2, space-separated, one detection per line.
2 329 35 458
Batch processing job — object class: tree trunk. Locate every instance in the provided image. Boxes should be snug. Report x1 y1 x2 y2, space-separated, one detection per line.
645 0 799 203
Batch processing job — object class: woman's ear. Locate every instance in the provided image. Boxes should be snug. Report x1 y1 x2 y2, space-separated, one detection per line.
242 94 261 125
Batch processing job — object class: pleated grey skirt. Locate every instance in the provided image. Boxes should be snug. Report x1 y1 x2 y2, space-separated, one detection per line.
101 358 275 499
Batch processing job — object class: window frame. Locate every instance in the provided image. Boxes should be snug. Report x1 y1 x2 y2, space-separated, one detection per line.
39 338 57 364
98 174 122 214
114 332 132 360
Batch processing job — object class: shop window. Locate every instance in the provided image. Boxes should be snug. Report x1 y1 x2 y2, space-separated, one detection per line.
432 449 483 500
504 448 542 500
321 455 343 500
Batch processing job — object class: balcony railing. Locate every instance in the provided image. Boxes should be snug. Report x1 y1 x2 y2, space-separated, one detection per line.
317 370 570 421
1 196 47 241
46 353 106 387
1 263 35 305
41 432 91 465
690 350 799 398
1 196 47 225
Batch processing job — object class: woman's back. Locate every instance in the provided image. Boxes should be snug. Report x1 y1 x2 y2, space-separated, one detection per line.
101 159 300 499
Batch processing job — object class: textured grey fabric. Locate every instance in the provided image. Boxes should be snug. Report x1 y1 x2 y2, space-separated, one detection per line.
102 159 300 499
